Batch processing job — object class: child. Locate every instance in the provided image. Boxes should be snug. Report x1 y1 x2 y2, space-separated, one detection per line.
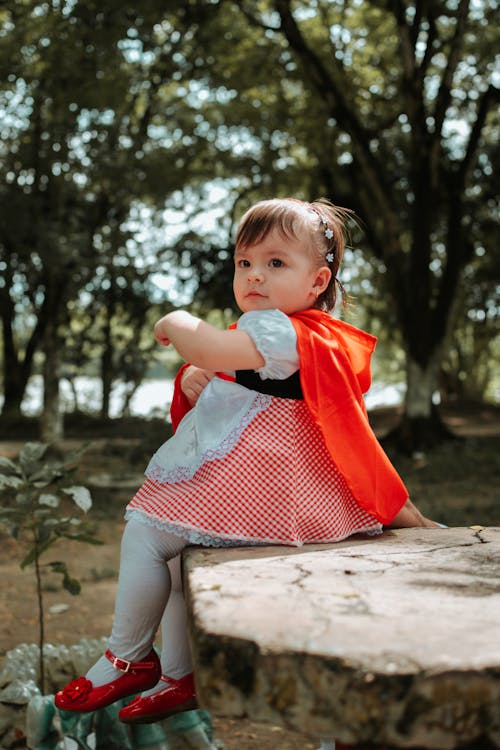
55 197 438 724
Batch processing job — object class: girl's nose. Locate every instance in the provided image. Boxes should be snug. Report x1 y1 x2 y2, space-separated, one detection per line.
248 266 264 282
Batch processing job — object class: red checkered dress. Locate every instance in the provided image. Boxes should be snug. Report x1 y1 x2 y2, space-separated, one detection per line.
126 396 381 547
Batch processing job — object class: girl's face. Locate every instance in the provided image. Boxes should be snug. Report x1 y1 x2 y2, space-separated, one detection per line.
233 226 331 315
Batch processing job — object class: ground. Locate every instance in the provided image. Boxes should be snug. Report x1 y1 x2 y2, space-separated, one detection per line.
0 401 499 750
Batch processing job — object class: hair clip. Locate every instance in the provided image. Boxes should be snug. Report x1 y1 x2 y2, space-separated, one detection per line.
326 252 335 263
317 212 334 240
309 205 335 245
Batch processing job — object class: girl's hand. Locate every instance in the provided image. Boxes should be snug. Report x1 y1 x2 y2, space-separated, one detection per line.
389 498 443 528
181 366 215 407
154 319 171 347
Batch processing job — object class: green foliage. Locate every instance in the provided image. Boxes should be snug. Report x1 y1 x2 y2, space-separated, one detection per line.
0 1 225 421
0 441 102 691
1 0 497 440
181 0 499 413
0 442 101 570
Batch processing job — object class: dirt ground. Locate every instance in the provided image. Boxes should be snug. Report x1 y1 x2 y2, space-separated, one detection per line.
0 402 499 750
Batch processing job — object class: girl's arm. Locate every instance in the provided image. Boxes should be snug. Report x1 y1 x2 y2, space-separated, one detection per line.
154 310 265 371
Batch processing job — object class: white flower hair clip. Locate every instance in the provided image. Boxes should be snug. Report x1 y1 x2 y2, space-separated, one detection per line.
317 212 334 241
308 205 336 256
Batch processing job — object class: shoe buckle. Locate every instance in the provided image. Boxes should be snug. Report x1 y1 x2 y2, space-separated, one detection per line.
112 656 131 673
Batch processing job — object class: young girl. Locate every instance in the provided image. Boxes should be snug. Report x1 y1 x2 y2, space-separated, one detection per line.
55 197 438 724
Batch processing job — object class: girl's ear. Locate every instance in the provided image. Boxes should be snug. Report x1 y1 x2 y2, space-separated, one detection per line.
312 266 332 296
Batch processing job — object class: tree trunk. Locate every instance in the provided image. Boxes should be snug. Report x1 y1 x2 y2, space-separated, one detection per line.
405 356 440 420
100 266 117 420
100 314 113 420
40 318 64 443
0 297 42 419
1 370 28 419
386 353 458 453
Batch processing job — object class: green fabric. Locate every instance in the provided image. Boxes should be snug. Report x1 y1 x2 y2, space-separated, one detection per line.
27 694 214 749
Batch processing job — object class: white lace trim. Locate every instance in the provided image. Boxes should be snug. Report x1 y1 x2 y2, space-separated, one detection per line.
124 509 382 548
145 392 272 484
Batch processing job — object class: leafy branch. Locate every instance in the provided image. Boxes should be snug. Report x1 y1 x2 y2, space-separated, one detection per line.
0 442 103 694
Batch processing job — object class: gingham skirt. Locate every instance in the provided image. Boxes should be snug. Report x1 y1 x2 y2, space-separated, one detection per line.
125 398 382 546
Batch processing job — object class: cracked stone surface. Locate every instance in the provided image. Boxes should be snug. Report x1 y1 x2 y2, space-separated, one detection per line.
183 527 500 749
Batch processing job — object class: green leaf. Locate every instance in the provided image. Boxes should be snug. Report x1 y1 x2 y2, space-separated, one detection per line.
48 562 82 596
20 536 58 568
38 493 61 508
32 478 57 489
63 486 92 513
38 523 55 545
31 466 64 485
0 456 19 474
34 508 53 519
19 443 49 470
63 575 81 596
0 475 24 490
20 548 37 568
16 491 33 506
48 561 67 574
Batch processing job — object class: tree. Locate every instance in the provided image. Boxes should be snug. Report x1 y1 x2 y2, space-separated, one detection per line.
0 1 222 435
2 1 496 451
184 0 498 449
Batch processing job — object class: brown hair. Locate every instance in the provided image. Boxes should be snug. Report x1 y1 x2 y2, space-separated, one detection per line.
235 197 353 311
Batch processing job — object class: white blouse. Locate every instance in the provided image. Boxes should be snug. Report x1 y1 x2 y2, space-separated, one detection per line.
145 310 299 484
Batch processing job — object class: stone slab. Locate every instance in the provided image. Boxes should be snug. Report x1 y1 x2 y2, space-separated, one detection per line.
183 527 500 749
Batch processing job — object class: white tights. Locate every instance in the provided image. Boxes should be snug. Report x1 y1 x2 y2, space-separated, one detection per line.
86 519 193 692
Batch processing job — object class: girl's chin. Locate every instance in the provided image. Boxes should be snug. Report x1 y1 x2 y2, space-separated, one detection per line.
240 300 275 312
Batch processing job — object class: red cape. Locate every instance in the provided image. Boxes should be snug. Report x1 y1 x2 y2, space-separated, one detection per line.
289 310 407 524
169 310 408 525
170 363 193 432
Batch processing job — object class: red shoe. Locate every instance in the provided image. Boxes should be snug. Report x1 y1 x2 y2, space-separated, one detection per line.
54 648 161 712
118 672 198 724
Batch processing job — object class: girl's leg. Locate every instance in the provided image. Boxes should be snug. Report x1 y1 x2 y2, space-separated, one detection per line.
86 519 187 687
140 554 193 697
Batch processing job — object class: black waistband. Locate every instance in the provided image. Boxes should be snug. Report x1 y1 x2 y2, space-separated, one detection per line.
235 369 303 399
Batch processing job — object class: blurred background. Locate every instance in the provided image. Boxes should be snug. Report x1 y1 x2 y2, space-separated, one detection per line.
0 0 498 449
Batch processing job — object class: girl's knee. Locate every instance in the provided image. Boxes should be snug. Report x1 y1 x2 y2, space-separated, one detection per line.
122 519 187 563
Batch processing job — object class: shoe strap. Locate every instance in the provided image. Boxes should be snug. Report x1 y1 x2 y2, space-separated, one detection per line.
105 648 157 673
159 673 193 685
160 674 175 684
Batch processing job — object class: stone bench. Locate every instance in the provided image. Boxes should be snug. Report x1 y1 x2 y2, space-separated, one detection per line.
183 527 500 749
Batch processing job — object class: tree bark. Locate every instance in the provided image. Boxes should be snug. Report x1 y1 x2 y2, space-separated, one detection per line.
0 266 49 418
385 352 457 452
405 354 440 420
40 316 64 444
100 315 113 421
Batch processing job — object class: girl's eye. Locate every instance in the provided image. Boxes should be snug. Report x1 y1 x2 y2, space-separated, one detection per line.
270 258 283 268
237 259 250 268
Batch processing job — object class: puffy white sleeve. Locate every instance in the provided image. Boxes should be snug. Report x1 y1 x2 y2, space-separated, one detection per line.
237 309 299 380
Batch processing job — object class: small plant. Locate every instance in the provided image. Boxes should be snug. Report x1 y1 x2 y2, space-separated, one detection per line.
0 442 103 693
